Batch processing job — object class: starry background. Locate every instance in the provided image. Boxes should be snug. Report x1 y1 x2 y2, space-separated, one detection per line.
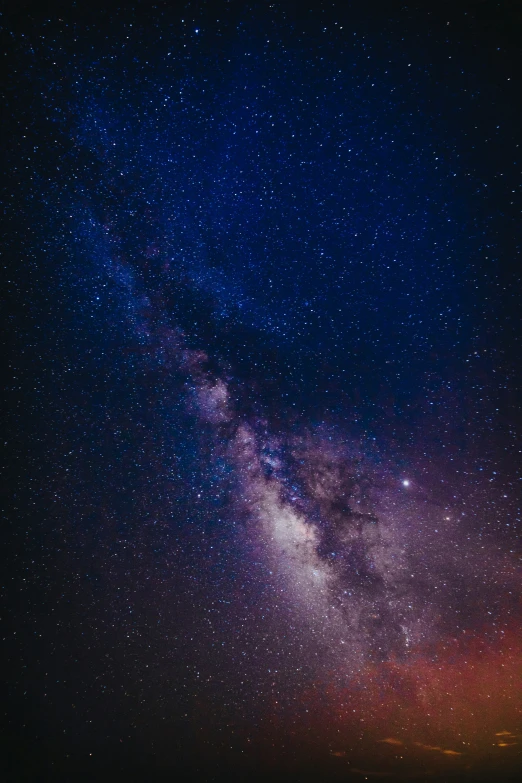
2 1 522 781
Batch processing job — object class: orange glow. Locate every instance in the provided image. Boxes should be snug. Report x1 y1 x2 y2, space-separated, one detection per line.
255 623 522 778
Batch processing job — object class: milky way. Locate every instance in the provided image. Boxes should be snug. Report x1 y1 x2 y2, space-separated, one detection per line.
4 2 522 781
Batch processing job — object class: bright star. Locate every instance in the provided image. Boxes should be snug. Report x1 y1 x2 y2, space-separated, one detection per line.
402 479 410 487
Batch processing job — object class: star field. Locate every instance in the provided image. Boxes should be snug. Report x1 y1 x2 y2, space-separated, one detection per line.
3 2 522 781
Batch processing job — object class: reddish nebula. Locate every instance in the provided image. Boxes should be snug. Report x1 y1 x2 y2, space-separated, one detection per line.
250 624 522 780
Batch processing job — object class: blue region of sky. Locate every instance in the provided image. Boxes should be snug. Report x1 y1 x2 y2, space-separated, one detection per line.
5 2 519 507
30 5 512 467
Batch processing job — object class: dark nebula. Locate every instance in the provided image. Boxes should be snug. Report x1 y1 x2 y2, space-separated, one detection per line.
3 2 522 781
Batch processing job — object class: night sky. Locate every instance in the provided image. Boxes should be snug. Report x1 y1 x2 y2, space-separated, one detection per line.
3 1 522 781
